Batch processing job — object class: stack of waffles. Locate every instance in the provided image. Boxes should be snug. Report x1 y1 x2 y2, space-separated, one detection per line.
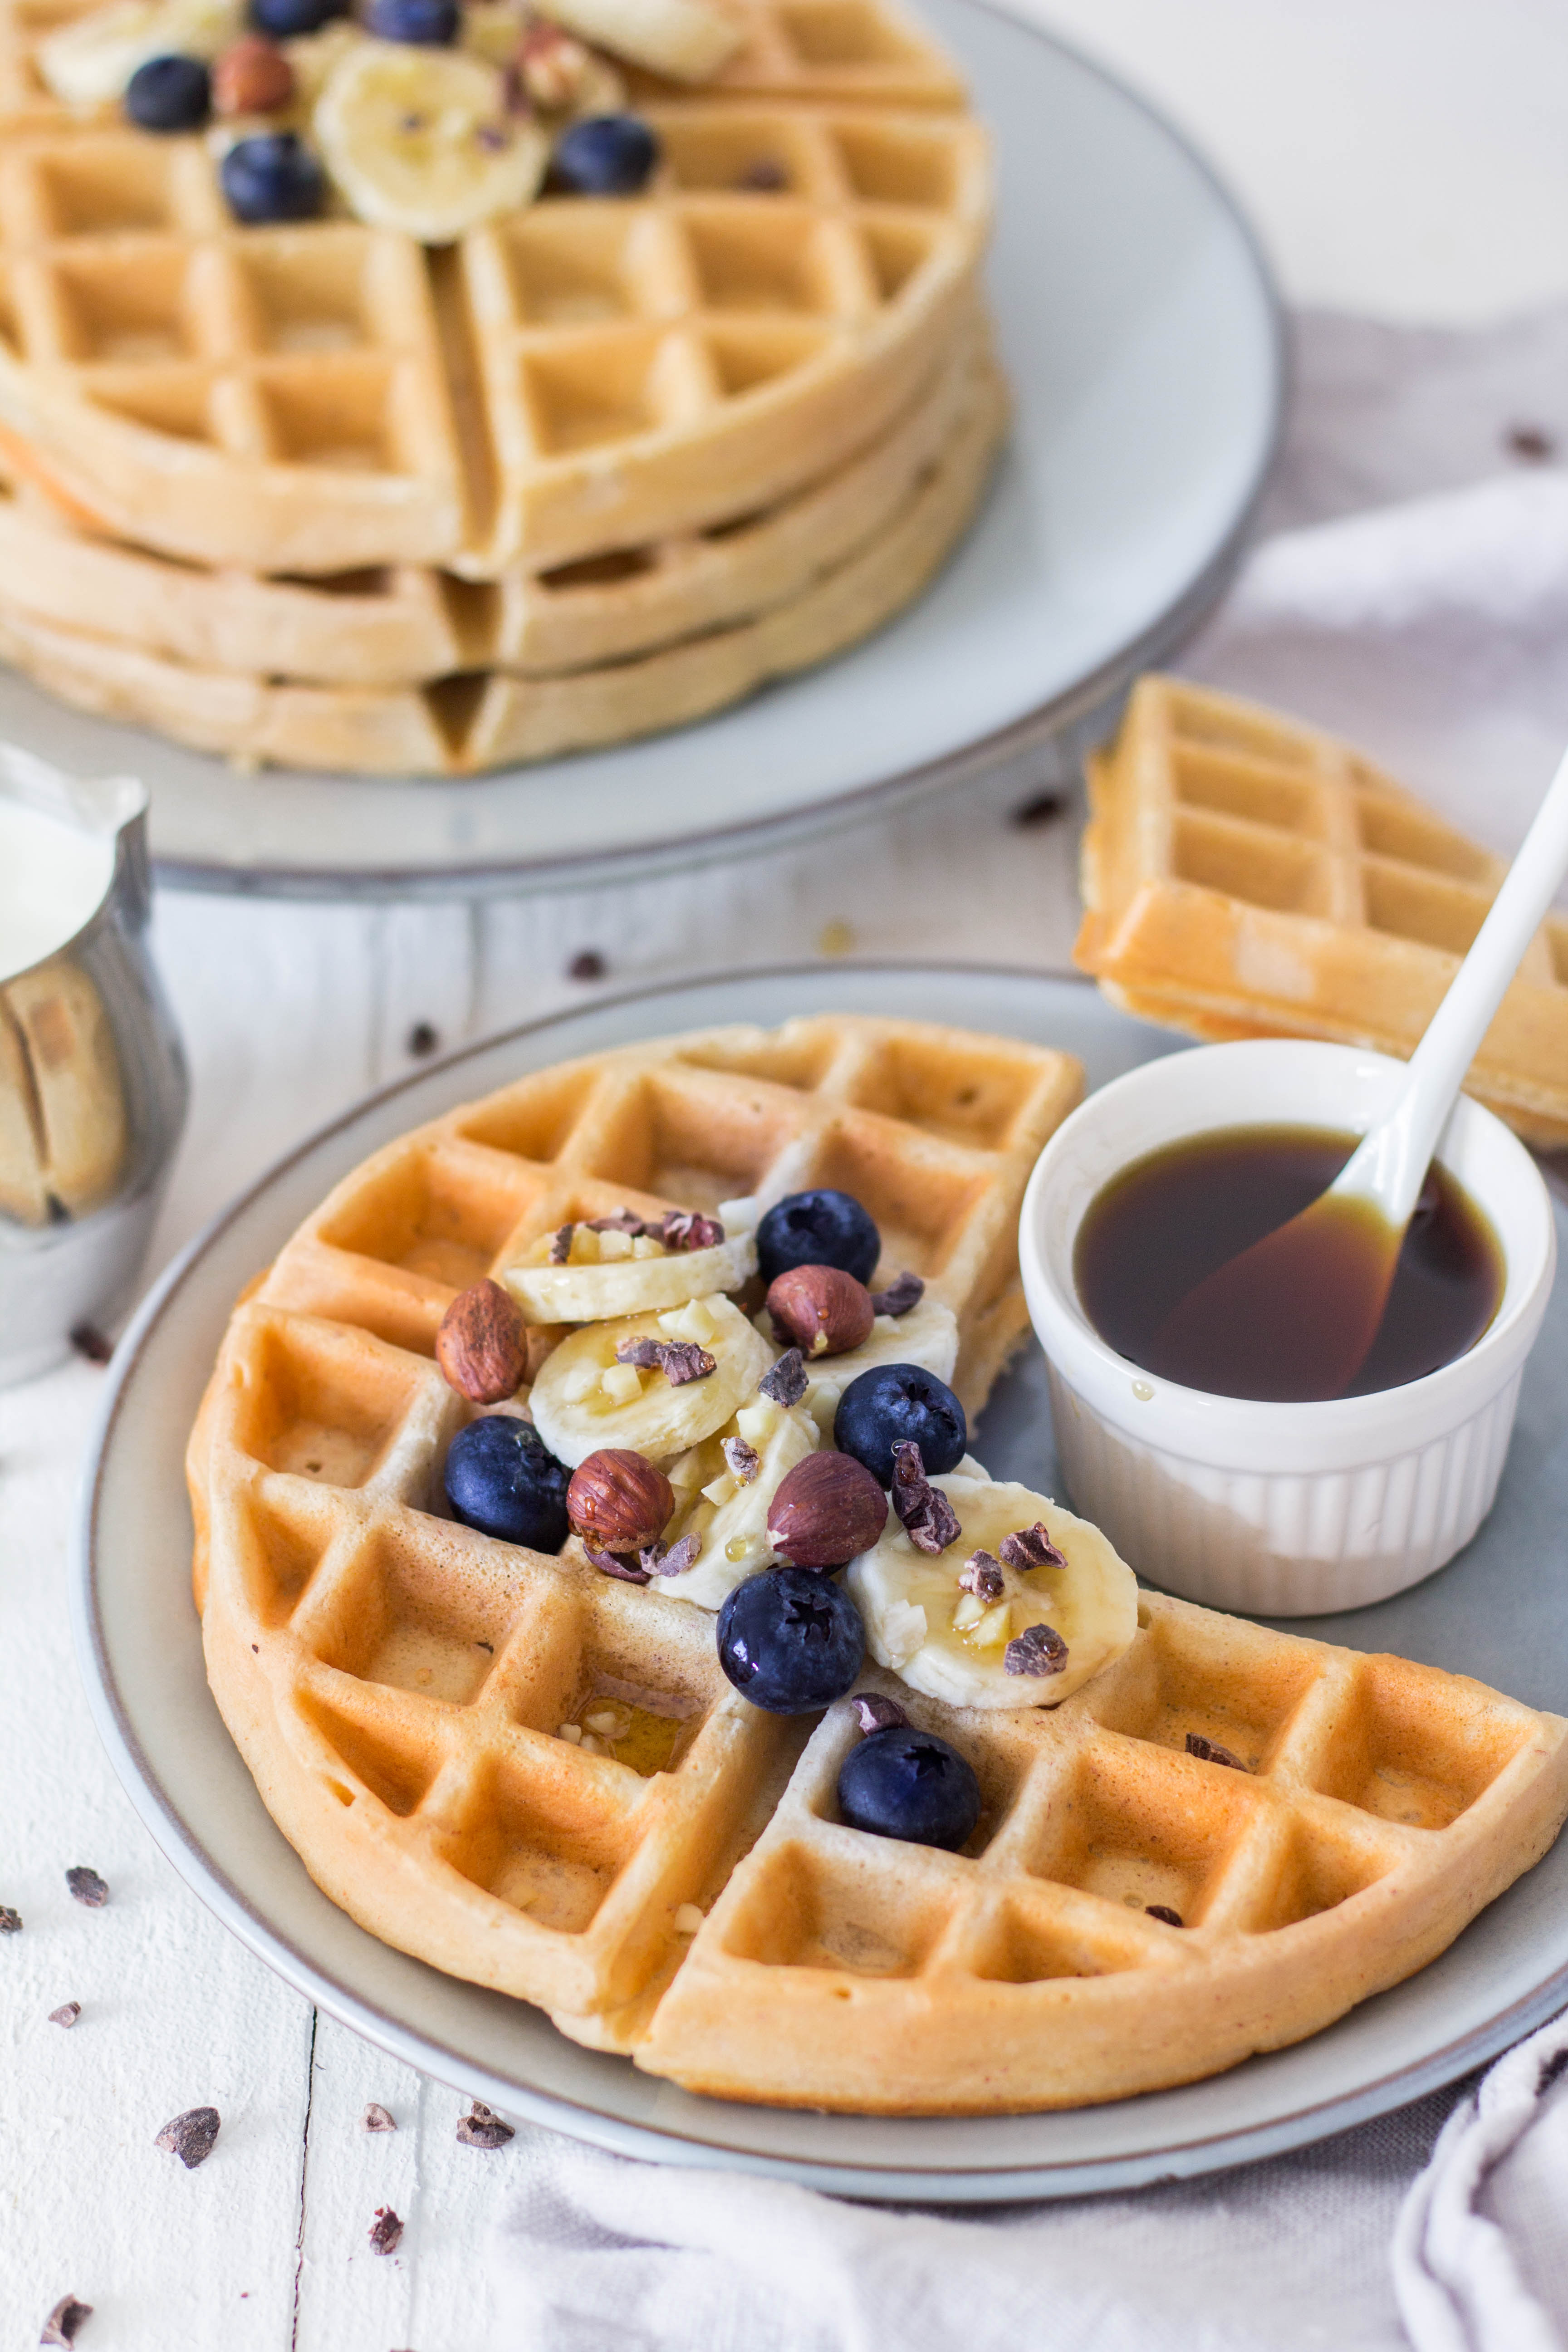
1077 678 1568 1148
188 1015 1568 2111
0 0 1004 774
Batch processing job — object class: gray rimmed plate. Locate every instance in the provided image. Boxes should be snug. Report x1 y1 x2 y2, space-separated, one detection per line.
6 0 1283 898
73 967 1568 2200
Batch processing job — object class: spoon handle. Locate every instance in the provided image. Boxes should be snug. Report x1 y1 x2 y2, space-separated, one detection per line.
1344 740 1568 1226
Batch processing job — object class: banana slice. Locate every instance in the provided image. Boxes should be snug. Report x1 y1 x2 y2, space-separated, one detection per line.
657 1390 820 1608
315 42 547 241
768 1295 958 1439
39 0 241 105
846 1475 1137 1711
536 0 743 82
529 1294 773 1467
502 1217 755 1327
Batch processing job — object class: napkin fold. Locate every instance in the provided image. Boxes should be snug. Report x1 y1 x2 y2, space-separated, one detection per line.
490 2087 1448 2352
1394 2009 1568 2352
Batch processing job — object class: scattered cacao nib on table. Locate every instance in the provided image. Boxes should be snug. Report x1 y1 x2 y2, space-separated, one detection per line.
404 1021 440 1058
0 1905 21 1932
40 2296 93 2346
69 1324 113 1365
567 949 606 980
48 2001 81 2029
1010 789 1066 827
362 2102 397 2132
1186 1734 1248 1770
456 2101 515 2149
870 1270 924 1318
65 1868 108 1908
155 2106 221 2169
368 2206 404 2256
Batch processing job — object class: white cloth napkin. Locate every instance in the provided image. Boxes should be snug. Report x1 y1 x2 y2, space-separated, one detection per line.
487 296 1568 2348
1395 2009 1568 2352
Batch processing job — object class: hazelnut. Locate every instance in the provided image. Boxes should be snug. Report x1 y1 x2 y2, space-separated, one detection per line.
517 20 590 109
767 1451 887 1569
765 1264 874 1359
567 1449 673 1553
435 1278 527 1404
212 34 294 116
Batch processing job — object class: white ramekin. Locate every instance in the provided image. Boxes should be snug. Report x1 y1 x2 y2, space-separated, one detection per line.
1019 1040 1557 1616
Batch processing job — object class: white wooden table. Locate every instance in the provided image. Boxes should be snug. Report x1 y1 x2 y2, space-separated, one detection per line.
4 4 1568 2342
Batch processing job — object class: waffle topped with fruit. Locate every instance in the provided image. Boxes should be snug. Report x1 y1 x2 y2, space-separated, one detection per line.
187 1014 1568 2113
0 0 992 581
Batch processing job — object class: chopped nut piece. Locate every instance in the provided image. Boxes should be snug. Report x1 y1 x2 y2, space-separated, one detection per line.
650 1532 701 1577
958 1550 1004 1601
583 1545 652 1585
759 1348 807 1406
673 1902 706 1935
49 2002 81 2029
362 2102 396 2132
456 2100 514 2149
889 1441 961 1554
40 2297 93 2346
0 1906 21 1933
549 1224 574 1264
65 1868 108 1909
368 2206 403 2256
722 1435 760 1485
587 1208 647 1235
1146 1905 1184 1927
1004 1622 1068 1677
659 1210 723 1251
999 1523 1066 1573
613 1336 716 1385
1186 1734 1248 1771
851 1693 909 1735
155 2106 220 2169
518 17 591 107
870 1270 924 1318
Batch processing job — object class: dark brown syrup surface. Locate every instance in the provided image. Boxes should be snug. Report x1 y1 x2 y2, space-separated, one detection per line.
1074 1124 1504 1402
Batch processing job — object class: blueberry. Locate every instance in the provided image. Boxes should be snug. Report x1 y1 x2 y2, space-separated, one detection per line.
551 113 660 197
834 1362 966 1490
755 1188 879 1288
838 1726 981 1852
365 0 458 42
220 132 326 224
124 53 210 131
445 1416 570 1552
249 0 347 34
716 1568 865 1714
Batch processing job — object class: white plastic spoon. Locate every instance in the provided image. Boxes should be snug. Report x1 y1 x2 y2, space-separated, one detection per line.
1152 739 1568 1400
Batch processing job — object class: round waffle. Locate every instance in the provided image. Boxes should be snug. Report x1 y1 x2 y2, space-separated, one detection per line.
0 347 1002 771
188 1014 1568 2113
0 0 991 577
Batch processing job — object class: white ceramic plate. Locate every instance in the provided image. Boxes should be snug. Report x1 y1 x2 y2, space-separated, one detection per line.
5 2 1282 898
74 967 1568 2200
